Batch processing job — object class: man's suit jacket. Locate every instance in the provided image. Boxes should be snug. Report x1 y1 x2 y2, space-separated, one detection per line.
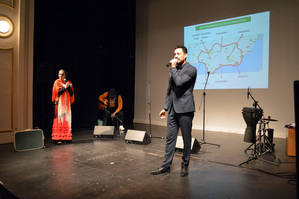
164 62 197 113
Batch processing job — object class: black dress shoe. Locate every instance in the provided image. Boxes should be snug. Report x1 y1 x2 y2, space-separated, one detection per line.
151 167 170 175
180 167 188 177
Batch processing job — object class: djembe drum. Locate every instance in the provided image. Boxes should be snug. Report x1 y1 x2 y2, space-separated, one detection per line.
242 107 263 143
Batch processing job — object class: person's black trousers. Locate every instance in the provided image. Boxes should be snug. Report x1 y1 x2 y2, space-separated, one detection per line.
103 108 124 127
162 107 194 169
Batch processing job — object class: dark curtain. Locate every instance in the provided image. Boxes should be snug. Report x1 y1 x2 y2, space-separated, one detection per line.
33 0 136 137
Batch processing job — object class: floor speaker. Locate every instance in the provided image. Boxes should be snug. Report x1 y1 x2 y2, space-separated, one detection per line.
93 126 114 138
175 135 201 153
14 129 44 151
125 130 151 144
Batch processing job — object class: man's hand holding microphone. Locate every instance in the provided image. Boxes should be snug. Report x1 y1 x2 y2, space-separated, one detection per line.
166 58 178 68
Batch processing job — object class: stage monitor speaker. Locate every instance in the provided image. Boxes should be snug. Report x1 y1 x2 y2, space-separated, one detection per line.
125 130 151 145
93 126 114 137
14 129 44 151
175 136 201 154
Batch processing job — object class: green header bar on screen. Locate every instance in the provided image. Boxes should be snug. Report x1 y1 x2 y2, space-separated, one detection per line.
196 16 251 31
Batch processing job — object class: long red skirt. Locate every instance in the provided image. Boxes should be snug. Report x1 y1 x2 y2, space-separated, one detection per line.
52 117 72 141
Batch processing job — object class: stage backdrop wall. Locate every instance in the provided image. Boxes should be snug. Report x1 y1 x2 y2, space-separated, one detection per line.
135 0 299 138
0 0 34 144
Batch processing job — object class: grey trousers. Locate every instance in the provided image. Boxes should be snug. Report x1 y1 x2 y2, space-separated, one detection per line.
162 107 194 169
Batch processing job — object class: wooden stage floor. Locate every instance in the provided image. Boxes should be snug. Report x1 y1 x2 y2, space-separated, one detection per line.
0 124 296 199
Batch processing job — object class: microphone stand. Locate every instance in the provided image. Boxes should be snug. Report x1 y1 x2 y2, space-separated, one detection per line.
239 89 262 165
200 72 220 147
248 88 262 110
148 83 164 139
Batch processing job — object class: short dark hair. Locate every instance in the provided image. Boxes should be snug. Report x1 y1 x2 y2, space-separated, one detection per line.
175 45 187 54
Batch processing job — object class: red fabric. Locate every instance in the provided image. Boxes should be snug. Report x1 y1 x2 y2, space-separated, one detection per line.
51 79 74 141
52 118 72 140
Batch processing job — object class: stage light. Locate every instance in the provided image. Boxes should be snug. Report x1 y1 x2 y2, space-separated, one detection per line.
0 16 14 38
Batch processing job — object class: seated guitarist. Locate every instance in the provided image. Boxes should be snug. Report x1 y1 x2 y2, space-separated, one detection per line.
98 88 125 131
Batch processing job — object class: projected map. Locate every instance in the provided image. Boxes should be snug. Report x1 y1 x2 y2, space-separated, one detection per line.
184 11 269 89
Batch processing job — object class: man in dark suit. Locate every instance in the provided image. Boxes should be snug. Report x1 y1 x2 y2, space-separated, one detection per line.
151 45 197 177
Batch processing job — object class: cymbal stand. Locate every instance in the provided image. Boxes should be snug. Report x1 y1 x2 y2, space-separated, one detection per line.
259 121 275 156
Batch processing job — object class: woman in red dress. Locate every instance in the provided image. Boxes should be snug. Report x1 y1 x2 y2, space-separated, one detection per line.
52 69 75 144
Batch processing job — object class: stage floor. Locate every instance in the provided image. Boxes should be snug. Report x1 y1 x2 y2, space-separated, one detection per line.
0 124 296 199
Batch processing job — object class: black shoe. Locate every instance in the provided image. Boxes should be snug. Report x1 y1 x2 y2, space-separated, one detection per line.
180 167 188 177
151 167 170 175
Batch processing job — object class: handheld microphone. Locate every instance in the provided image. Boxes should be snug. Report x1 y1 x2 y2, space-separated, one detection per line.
165 58 178 67
64 78 67 83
